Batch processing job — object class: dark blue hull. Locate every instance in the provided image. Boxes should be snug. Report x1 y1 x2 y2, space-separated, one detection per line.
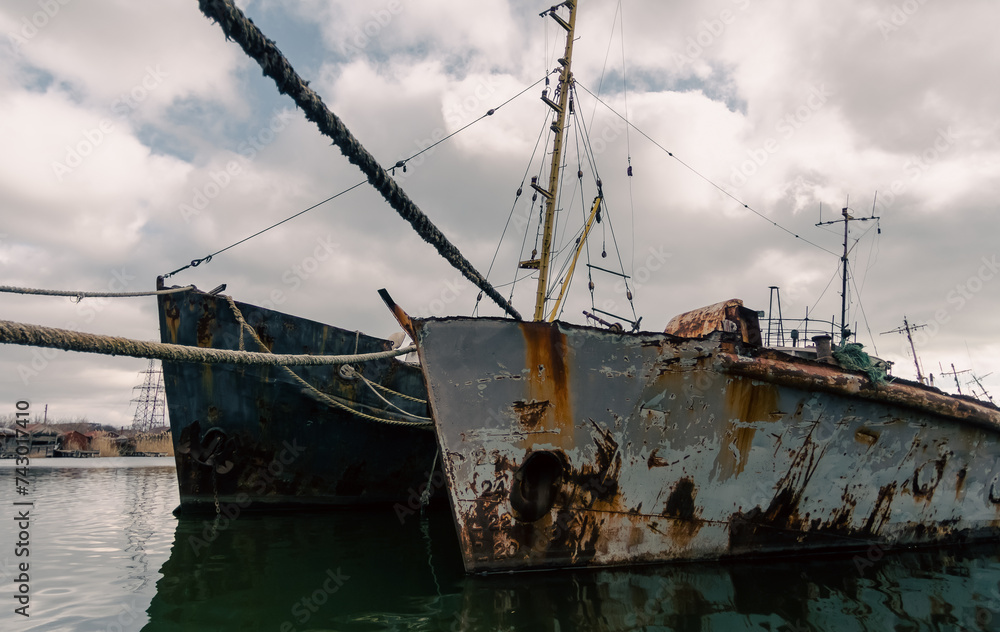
156 281 437 510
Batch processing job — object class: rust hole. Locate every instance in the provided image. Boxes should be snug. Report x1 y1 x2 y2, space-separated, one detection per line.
510 450 564 523
663 477 697 521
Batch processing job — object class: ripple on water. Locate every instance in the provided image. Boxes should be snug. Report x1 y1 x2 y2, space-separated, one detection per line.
1 459 178 631
4 458 1000 631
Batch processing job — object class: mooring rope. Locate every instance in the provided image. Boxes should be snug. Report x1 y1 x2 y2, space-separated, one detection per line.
290 366 433 429
197 0 522 321
0 285 195 300
362 375 427 404
222 296 431 427
340 365 432 420
0 319 415 367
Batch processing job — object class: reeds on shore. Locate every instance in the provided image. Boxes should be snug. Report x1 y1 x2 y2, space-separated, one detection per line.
90 430 174 457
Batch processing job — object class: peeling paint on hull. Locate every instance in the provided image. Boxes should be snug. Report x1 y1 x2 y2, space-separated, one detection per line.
157 285 437 510
413 316 1000 573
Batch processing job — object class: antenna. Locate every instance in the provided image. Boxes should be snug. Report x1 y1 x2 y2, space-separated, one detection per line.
939 363 971 396
880 316 927 384
817 198 880 343
969 372 995 404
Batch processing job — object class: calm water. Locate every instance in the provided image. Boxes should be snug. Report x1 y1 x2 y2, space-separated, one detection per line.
2 459 1000 631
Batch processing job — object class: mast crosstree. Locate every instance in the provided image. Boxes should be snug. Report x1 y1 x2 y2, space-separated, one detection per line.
816 204 880 342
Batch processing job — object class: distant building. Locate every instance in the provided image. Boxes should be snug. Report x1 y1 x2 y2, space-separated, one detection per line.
59 430 94 452
0 428 18 458
25 425 58 458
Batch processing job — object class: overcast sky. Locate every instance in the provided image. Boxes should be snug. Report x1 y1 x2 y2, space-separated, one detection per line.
2 0 998 427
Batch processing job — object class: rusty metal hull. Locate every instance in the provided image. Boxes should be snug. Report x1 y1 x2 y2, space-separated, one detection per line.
157 285 437 510
412 316 1000 572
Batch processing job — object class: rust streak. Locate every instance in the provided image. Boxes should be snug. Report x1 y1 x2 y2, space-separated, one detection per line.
714 378 780 480
522 323 574 448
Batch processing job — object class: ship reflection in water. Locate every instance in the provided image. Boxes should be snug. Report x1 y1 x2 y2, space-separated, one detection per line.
3 461 999 630
143 507 1000 631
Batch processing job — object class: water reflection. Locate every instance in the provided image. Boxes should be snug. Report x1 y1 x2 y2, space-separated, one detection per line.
122 467 161 593
4 458 998 630
143 508 462 631
0 458 176 632
143 505 1000 632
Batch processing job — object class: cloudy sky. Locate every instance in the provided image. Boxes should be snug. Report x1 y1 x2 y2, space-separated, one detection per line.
1 0 998 427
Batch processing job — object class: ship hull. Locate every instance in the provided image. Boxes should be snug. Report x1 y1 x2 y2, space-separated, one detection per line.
412 316 1000 572
157 284 437 511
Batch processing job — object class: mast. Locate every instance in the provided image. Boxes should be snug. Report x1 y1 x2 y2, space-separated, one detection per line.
939 362 970 395
816 202 879 342
880 316 927 384
970 373 994 404
531 1 577 321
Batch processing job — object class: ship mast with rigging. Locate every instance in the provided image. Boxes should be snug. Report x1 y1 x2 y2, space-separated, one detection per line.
520 1 578 322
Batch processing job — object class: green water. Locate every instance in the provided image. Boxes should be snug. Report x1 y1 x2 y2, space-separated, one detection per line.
3 459 1000 631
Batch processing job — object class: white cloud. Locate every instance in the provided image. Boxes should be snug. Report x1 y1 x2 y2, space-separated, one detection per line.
2 0 999 425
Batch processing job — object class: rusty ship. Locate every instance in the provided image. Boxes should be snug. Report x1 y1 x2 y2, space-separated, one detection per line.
156 278 437 511
381 0 1000 573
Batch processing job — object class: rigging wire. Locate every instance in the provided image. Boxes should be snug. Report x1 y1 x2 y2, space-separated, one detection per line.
795 264 842 332
165 74 551 280
476 106 553 316
576 82 840 259
618 0 637 287
853 218 882 297
573 83 637 323
392 74 551 174
590 1 622 125
162 182 367 278
848 261 879 355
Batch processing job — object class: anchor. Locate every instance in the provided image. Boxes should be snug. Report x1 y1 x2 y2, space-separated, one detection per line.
177 420 237 474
